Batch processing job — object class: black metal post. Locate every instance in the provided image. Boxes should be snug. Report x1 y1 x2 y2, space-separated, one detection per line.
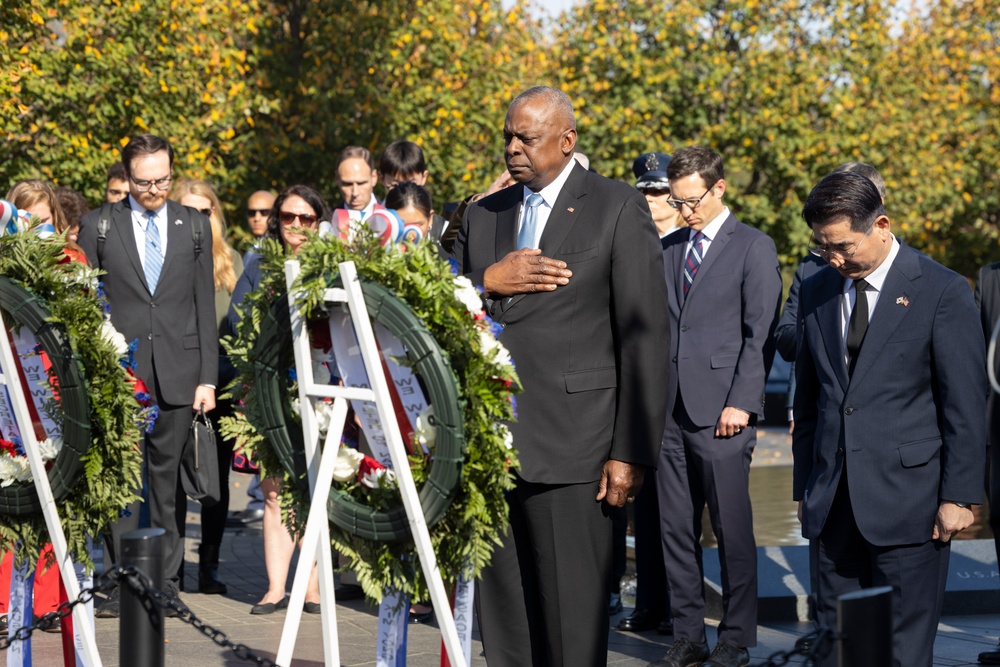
837 585 893 667
120 528 166 667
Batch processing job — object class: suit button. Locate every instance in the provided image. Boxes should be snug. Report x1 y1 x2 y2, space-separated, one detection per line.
680 325 689 332
837 447 845 455
147 333 153 341
672 356 677 362
845 407 854 415
500 323 506 329
150 301 156 307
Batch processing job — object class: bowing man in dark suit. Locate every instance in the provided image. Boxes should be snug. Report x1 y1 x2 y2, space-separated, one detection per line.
794 172 985 667
452 86 670 667
79 135 218 611
653 146 782 667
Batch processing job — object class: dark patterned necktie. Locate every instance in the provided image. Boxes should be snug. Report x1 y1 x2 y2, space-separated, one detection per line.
683 231 705 299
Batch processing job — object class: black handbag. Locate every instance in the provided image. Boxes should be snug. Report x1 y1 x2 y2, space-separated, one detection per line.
181 407 221 507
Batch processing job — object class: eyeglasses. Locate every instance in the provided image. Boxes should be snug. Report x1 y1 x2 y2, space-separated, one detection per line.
278 211 318 225
247 208 270 218
196 207 212 217
807 225 874 260
129 175 172 192
666 184 715 211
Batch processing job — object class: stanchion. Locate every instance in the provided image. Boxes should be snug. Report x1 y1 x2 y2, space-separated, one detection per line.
120 528 166 667
837 585 893 667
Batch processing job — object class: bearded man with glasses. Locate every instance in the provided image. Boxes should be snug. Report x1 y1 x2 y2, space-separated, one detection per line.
79 134 218 618
651 146 782 667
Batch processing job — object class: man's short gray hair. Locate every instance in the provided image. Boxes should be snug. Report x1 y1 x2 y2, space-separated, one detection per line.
510 86 576 129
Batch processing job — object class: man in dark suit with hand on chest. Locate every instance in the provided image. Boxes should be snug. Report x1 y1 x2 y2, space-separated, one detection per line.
452 86 670 667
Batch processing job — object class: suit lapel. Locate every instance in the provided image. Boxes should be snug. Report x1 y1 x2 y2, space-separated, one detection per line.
158 202 187 292
495 186 522 265
848 244 922 388
814 269 850 393
683 213 735 304
114 200 151 294
667 236 687 309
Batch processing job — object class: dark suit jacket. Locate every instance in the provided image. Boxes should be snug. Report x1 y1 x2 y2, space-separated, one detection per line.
975 262 1000 448
451 162 670 484
775 254 827 363
79 199 218 406
793 242 986 546
661 214 782 428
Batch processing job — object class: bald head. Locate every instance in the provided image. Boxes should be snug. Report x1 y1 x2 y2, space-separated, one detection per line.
504 87 578 192
247 190 276 237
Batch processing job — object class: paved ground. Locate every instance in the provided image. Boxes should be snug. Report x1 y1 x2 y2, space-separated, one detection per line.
4 428 999 665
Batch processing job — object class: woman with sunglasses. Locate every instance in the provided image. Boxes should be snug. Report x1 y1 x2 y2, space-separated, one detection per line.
229 184 328 615
169 179 243 595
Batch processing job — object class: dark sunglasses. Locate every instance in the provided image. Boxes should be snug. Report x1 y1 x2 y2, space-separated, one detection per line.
247 208 270 217
278 211 318 225
196 207 212 217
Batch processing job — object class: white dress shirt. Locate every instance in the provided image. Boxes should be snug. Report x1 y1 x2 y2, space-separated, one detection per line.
685 206 730 258
129 194 168 269
344 193 378 221
516 159 577 249
840 235 900 364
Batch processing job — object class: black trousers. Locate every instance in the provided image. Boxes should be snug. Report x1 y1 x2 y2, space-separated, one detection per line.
476 477 613 667
634 472 669 614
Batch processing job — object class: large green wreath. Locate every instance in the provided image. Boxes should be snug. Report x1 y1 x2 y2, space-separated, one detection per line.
0 231 145 566
222 233 519 602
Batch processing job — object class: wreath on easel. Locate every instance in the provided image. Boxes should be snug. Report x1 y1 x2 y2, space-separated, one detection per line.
0 226 150 566
222 232 519 602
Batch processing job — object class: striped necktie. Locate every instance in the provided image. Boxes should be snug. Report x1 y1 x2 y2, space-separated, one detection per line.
144 210 163 293
683 231 705 298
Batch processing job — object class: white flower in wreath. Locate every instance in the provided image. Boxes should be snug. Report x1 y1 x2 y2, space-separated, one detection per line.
453 276 484 316
38 437 63 460
332 445 365 483
0 455 31 487
290 398 301 415
361 467 396 490
494 423 514 451
311 348 332 385
314 399 334 434
478 329 513 368
100 319 129 357
414 405 436 453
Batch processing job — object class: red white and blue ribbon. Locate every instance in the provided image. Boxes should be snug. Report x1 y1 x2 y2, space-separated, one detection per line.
6 552 34 667
376 590 410 667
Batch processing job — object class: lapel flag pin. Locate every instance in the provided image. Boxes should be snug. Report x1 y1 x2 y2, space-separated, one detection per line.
896 295 909 307
174 219 183 225
567 207 575 213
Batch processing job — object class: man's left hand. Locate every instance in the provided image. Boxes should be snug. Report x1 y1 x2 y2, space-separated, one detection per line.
932 501 974 542
715 406 750 438
193 385 216 413
596 460 645 507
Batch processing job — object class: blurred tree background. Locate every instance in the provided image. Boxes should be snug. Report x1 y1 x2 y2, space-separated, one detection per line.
1 0 997 275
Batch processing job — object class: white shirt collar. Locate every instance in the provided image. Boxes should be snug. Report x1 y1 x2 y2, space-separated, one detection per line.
843 234 900 294
128 194 166 222
689 206 730 242
523 159 578 208
343 193 378 219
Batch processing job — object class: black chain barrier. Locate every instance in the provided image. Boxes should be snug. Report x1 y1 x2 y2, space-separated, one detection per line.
0 565 281 667
753 627 838 666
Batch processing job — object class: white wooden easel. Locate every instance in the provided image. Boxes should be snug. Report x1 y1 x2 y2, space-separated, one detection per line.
0 308 103 666
275 260 466 667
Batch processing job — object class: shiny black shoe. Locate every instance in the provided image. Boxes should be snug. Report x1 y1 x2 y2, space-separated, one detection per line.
0 613 8 637
250 596 289 615
979 640 1000 665
701 641 749 667
304 601 321 614
649 638 710 667
163 581 187 619
95 587 120 619
198 544 227 595
617 608 663 632
409 609 435 624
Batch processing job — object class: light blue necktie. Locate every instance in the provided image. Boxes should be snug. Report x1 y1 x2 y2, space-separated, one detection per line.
144 211 163 293
516 193 545 250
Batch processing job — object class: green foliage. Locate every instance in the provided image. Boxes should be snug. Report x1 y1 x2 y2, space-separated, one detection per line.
221 233 519 601
0 232 143 566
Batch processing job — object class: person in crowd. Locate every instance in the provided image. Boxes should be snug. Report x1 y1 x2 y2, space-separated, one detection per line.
246 189 275 241
653 146 781 667
54 185 90 244
616 152 680 637
228 184 326 615
452 86 669 666
384 181 435 239
0 179 85 635
105 161 129 204
439 168 515 254
794 171 985 667
379 140 449 243
633 152 684 238
336 146 379 218
78 134 218 618
169 178 244 595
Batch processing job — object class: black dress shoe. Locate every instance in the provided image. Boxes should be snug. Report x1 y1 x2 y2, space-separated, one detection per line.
409 609 434 624
657 618 674 635
618 608 663 632
163 582 187 618
226 508 264 527
304 601 321 614
701 641 749 667
649 637 710 667
250 596 289 615
980 641 1000 665
95 587 120 619
1 613 8 636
